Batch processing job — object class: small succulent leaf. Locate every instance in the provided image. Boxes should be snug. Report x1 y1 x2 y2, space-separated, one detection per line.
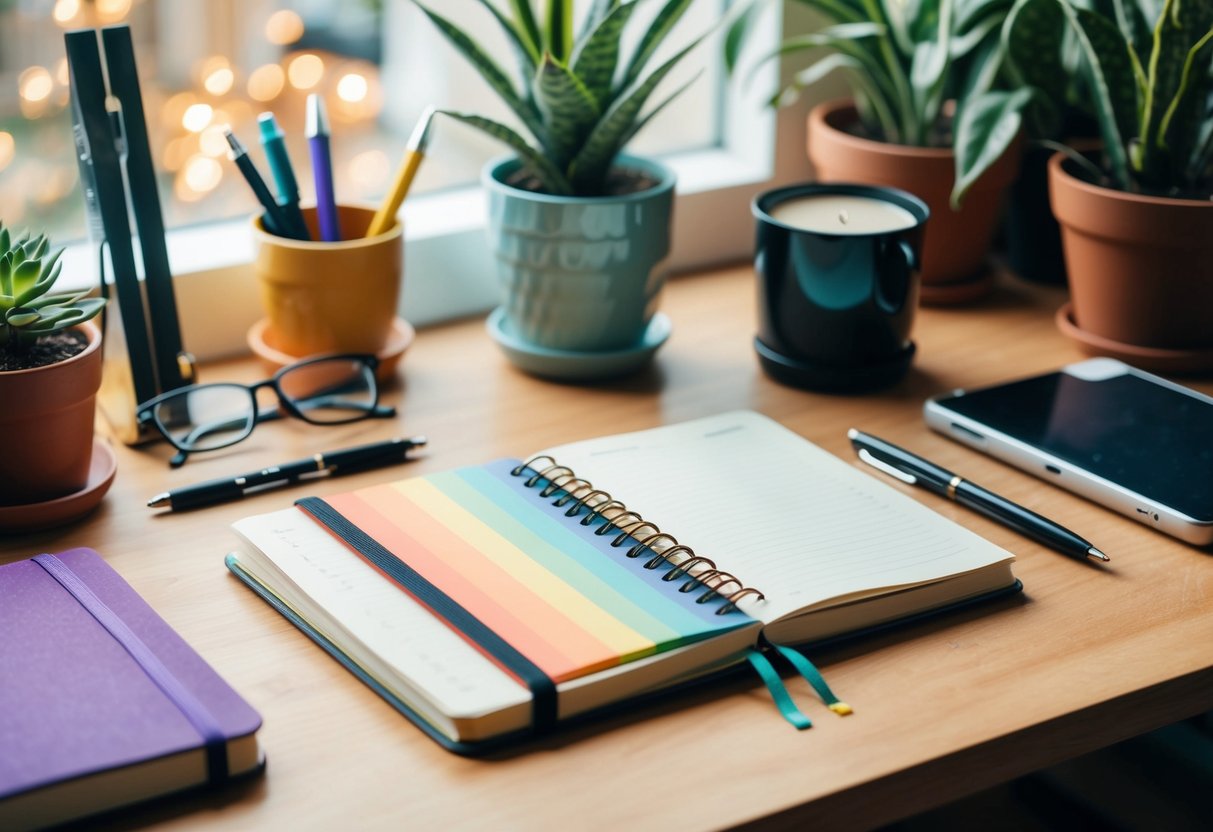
0 226 9 256
507 0 544 57
0 255 10 297
475 0 539 75
30 235 48 261
26 289 89 309
620 0 696 88
952 87 1031 208
5 308 41 328
1059 2 1134 187
38 248 63 284
11 259 42 299
572 1 641 107
413 2 547 147
533 53 602 167
570 32 704 192
438 110 574 195
545 0 574 62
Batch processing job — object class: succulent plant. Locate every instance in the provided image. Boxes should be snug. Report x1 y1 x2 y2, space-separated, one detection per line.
0 223 105 355
412 0 711 197
1005 0 1213 198
727 0 1032 206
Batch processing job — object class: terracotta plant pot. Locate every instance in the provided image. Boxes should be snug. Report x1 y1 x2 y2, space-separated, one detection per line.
807 99 1021 304
1049 154 1213 369
0 321 103 505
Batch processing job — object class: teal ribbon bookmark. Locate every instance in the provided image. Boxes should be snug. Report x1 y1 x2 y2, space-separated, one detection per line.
745 649 812 730
772 644 852 716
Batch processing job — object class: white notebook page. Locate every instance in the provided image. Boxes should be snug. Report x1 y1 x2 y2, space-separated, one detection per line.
539 411 1014 625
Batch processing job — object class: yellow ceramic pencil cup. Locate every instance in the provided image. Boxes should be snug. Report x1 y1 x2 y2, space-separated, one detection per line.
252 204 402 358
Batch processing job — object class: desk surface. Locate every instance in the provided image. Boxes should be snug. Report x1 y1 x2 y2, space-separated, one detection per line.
7 266 1212 831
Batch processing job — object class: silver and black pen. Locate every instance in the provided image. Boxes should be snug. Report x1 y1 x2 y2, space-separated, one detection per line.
148 436 427 512
848 429 1109 563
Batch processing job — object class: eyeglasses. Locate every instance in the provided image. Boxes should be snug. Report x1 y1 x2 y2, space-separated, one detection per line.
136 354 395 467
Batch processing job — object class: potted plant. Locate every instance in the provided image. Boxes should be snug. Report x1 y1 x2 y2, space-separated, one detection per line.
729 0 1029 303
0 223 107 510
412 0 710 375
1005 0 1213 368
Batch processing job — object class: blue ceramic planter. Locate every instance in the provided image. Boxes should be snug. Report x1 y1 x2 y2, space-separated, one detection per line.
482 154 675 352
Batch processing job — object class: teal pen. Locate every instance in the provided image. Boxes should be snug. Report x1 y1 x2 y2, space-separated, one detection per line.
257 112 310 240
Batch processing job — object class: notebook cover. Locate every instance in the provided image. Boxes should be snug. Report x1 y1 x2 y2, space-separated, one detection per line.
226 552 1022 756
0 548 262 801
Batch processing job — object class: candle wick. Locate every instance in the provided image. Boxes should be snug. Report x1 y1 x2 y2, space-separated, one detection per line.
838 210 849 225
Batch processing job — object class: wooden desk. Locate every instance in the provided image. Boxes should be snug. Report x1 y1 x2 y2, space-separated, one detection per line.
8 266 1212 831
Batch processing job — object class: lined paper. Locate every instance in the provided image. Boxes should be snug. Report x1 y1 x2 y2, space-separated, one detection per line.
540 412 1014 625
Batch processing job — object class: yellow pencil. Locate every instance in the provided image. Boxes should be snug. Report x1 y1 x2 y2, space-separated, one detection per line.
366 107 437 238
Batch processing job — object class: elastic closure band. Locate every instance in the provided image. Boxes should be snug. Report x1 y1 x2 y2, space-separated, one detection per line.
32 553 230 784
745 649 811 730
297 497 558 732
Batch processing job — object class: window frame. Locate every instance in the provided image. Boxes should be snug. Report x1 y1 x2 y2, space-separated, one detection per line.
57 2 820 362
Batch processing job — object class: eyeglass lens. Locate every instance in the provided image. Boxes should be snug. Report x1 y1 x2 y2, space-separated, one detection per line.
278 358 377 424
152 384 254 452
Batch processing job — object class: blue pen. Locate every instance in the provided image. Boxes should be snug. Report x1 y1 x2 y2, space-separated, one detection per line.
306 94 341 242
257 112 310 240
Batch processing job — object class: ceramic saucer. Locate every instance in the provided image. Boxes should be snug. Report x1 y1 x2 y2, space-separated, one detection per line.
1055 302 1213 375
754 338 916 393
247 317 415 383
0 439 116 534
486 308 671 381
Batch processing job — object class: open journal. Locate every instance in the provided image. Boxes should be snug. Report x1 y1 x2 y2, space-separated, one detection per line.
227 411 1018 752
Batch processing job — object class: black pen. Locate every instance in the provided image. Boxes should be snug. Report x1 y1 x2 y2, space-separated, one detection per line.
148 436 427 511
848 429 1109 563
223 128 300 240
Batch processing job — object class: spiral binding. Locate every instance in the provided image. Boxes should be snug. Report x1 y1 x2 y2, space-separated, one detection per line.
510 456 766 614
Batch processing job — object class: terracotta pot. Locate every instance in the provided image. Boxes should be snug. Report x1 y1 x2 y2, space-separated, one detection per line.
807 100 1022 303
0 321 103 505
1049 153 1213 352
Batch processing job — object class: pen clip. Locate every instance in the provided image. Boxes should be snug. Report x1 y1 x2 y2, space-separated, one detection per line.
857 448 917 485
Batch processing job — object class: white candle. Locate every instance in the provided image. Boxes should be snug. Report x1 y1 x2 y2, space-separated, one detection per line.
768 194 917 235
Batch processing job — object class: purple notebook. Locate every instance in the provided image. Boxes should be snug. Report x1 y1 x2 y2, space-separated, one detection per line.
0 548 262 829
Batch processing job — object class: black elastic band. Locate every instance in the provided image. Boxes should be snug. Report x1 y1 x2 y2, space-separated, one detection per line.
296 497 558 732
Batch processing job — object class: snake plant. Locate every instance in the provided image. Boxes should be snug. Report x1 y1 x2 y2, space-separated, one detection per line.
1004 0 1213 198
0 223 104 355
412 0 710 197
727 0 1032 206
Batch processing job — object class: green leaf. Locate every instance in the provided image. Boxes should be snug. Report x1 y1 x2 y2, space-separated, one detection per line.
5 308 40 328
475 0 539 73
1136 0 1213 187
533 53 601 167
10 259 40 299
1112 0 1154 60
438 110 574 195
1003 0 1068 116
1058 2 1135 187
951 88 1030 207
795 0 868 24
881 0 914 54
570 32 704 192
27 289 89 309
545 0 573 62
580 0 623 41
724 0 763 74
572 1 641 107
909 0 953 134
620 0 696 88
0 253 11 298
0 225 9 256
950 7 1002 59
507 0 544 57
1154 25 1213 189
413 2 548 148
770 53 865 107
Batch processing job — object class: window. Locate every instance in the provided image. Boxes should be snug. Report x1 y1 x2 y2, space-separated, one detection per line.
0 1 808 354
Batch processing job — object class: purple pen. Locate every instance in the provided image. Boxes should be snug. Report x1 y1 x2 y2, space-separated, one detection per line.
306 94 341 242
